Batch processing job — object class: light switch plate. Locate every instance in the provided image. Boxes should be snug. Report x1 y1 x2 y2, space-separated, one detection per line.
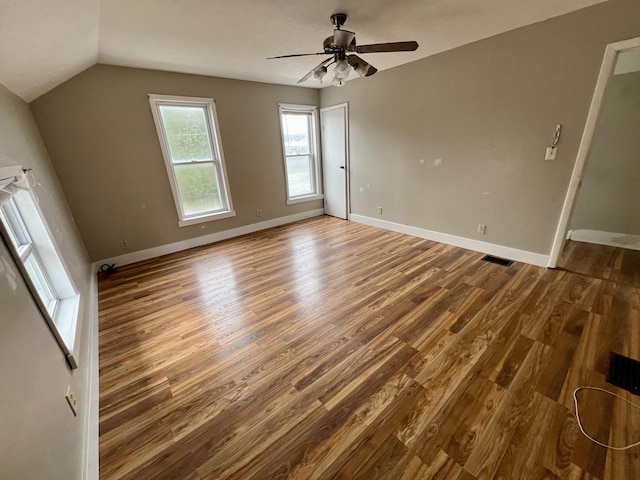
545 147 557 161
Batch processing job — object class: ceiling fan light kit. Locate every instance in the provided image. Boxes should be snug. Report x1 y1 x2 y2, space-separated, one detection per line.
312 65 328 81
267 13 418 87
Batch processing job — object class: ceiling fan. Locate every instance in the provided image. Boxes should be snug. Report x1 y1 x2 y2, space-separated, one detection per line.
267 13 419 87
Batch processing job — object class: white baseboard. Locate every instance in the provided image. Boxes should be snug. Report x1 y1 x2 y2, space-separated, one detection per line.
95 209 325 268
569 229 640 251
349 214 550 267
83 266 99 480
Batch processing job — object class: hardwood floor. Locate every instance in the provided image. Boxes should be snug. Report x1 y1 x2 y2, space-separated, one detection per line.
98 217 640 479
559 239 640 289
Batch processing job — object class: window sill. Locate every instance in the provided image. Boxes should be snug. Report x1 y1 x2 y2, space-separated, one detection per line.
178 210 237 227
286 194 324 206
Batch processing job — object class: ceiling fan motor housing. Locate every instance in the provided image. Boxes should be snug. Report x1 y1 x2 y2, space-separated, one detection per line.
330 13 347 28
323 34 356 53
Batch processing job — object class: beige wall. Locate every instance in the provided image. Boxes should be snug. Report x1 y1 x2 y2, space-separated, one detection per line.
31 65 321 261
0 84 93 479
570 70 640 235
321 0 640 255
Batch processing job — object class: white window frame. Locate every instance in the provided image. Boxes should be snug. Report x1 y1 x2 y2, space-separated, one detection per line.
0 166 80 368
278 104 323 205
149 94 236 227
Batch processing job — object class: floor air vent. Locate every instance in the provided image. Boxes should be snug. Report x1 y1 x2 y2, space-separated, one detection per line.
481 255 513 266
608 352 640 395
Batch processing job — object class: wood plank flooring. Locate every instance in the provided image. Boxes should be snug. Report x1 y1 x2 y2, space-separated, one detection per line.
98 217 640 479
559 240 640 289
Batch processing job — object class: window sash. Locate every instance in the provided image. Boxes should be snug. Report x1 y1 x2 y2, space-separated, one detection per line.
173 160 227 218
282 112 313 156
1 199 59 314
23 252 58 315
285 154 316 198
158 104 216 164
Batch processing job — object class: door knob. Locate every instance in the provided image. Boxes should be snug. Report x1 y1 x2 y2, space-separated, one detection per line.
339 166 345 169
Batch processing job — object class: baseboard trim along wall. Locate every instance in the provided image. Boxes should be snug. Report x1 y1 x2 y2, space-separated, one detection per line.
84 268 99 480
568 229 640 251
95 208 326 268
350 214 550 268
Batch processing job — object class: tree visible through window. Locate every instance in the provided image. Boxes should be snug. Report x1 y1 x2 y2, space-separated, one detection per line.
149 95 235 226
278 104 322 204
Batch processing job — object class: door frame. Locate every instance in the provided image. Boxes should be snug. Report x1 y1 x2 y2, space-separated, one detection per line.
548 36 640 267
320 102 350 219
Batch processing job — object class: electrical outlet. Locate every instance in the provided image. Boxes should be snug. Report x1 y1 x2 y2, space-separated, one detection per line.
120 240 129 250
256 209 262 217
65 386 78 416
478 224 486 234
377 206 383 214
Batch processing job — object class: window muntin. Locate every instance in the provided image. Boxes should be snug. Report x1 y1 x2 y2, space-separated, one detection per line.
149 95 235 226
279 104 322 204
0 173 80 368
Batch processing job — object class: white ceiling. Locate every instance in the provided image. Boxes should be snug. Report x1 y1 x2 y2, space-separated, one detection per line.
1 0 607 102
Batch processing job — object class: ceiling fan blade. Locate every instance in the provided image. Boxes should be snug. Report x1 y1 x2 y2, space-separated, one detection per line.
347 55 378 77
355 41 419 54
333 29 355 49
297 57 334 84
267 52 327 59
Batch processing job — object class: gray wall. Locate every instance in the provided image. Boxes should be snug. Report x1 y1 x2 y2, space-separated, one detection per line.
570 70 640 235
0 84 93 479
31 66 321 261
321 0 640 255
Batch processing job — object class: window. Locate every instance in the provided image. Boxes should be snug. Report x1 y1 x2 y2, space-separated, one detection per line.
278 104 323 204
0 167 80 368
149 95 235 227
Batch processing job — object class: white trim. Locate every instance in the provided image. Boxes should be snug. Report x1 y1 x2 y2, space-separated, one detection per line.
96 208 325 267
548 36 640 268
278 103 319 112
278 104 322 203
0 185 81 367
83 269 99 480
568 229 640 251
286 194 324 205
178 209 236 227
0 165 23 179
148 94 235 224
350 214 549 267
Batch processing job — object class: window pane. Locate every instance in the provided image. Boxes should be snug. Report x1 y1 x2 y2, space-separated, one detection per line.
0 200 31 248
159 105 213 162
282 113 311 156
24 253 57 315
174 163 223 216
286 155 314 197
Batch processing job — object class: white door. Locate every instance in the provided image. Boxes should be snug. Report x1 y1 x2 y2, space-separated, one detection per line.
320 103 349 219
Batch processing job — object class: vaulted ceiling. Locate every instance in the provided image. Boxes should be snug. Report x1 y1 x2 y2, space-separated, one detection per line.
0 0 607 102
